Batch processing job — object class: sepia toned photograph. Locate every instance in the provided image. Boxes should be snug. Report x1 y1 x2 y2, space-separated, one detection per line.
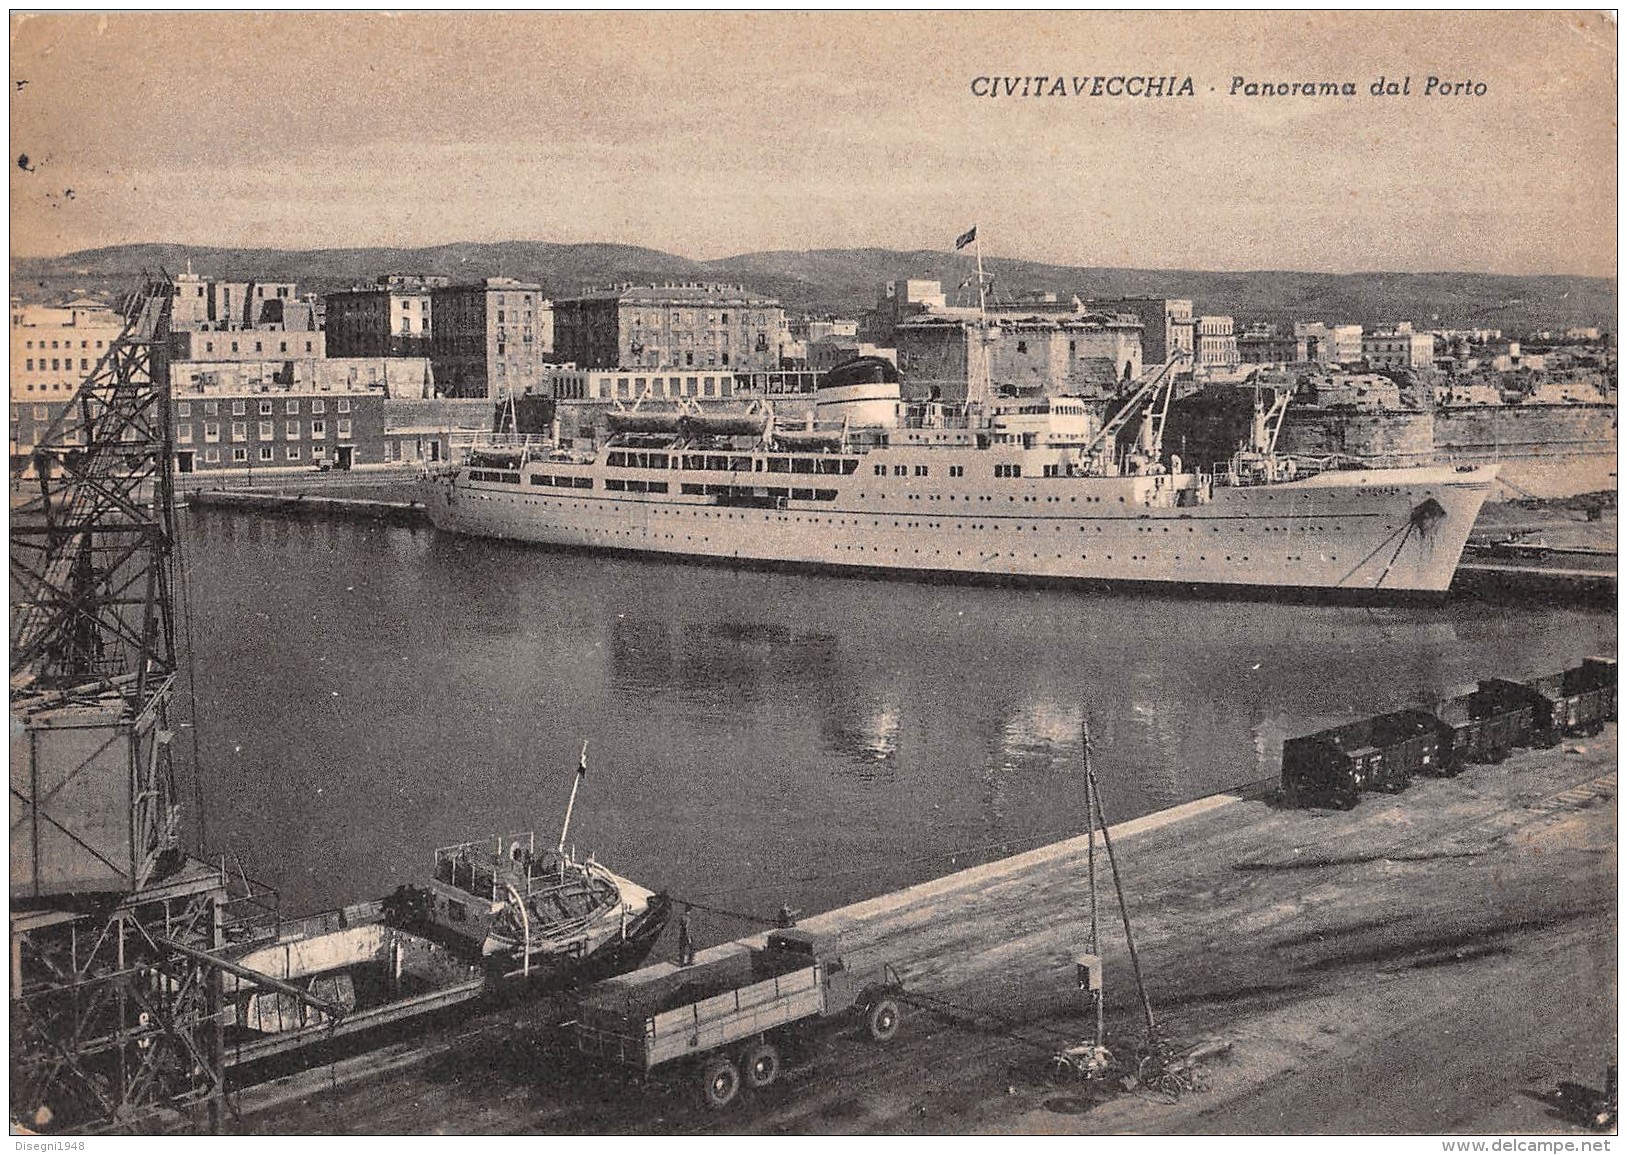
7 9 1618 1142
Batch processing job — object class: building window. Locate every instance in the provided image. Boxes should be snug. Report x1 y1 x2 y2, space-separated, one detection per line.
204 401 218 416
176 423 193 444
311 420 326 437
259 400 273 415
259 446 274 462
337 419 352 438
204 447 221 464
286 445 301 461
24 358 33 371
259 421 274 440
311 399 325 414
32 405 47 420
177 401 192 418
204 422 220 443
231 422 247 441
231 400 246 416
232 447 247 463
286 421 300 439
285 399 299 414
337 398 351 413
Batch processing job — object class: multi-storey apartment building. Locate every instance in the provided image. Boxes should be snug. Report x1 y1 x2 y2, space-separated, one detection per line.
10 298 126 402
1296 322 1365 366
429 278 551 399
168 388 384 474
1193 315 1239 371
1362 326 1437 370
324 275 449 358
552 283 786 373
169 269 307 331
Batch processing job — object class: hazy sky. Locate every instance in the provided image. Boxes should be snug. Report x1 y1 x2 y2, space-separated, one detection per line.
8 11 1618 276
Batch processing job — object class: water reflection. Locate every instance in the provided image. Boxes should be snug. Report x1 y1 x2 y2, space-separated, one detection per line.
175 508 1616 921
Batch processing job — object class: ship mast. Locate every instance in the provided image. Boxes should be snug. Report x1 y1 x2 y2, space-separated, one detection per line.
956 225 994 407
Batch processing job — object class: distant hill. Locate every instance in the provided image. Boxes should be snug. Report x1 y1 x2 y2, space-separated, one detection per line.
12 242 1616 336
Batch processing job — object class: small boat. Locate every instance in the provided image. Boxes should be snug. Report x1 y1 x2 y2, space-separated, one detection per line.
388 832 670 983
218 743 670 1064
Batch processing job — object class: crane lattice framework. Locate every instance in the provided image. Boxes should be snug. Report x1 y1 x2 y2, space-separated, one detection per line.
9 275 232 1134
12 276 179 701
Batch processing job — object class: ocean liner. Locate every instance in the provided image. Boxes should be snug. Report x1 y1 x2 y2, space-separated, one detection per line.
422 356 1497 596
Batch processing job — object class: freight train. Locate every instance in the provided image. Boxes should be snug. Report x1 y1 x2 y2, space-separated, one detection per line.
1281 656 1616 809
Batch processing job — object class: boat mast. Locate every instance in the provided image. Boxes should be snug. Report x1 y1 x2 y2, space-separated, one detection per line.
557 740 589 855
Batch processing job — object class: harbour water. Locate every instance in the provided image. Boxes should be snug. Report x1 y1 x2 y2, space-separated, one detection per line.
177 508 1615 949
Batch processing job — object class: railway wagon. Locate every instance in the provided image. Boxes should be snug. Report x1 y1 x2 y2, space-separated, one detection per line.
1481 665 1614 746
1581 656 1617 721
1428 690 1534 773
1281 708 1443 809
567 928 903 1108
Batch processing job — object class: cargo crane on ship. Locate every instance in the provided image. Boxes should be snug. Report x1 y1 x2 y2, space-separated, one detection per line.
9 276 340 1135
1077 352 1188 477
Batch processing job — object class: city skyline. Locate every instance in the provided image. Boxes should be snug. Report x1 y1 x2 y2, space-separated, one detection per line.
9 11 1618 279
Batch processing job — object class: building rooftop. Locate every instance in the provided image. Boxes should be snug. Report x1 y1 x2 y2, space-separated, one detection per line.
564 282 780 306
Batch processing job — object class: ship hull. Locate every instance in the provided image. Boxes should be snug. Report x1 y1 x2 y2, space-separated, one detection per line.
422 463 1497 596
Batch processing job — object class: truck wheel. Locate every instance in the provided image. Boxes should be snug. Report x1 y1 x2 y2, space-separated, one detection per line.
742 1041 781 1089
700 1055 741 1109
867 998 901 1043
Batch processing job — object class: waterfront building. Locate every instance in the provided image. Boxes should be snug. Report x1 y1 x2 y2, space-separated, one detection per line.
1362 327 1436 371
379 397 493 466
429 278 552 400
10 298 126 402
552 283 786 374
1193 316 1239 372
893 311 1143 403
167 356 433 398
1085 298 1194 364
167 386 383 474
325 275 449 358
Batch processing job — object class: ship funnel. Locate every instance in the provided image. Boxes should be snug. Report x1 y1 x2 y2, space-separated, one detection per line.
816 356 901 429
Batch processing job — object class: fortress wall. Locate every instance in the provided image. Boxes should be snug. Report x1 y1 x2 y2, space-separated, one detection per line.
1434 403 1616 498
1279 409 1436 465
1281 403 1616 499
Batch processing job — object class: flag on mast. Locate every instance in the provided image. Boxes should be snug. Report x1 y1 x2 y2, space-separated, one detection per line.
954 225 978 251
577 739 588 778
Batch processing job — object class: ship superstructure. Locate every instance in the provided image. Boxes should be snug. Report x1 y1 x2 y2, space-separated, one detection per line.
424 357 1496 596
